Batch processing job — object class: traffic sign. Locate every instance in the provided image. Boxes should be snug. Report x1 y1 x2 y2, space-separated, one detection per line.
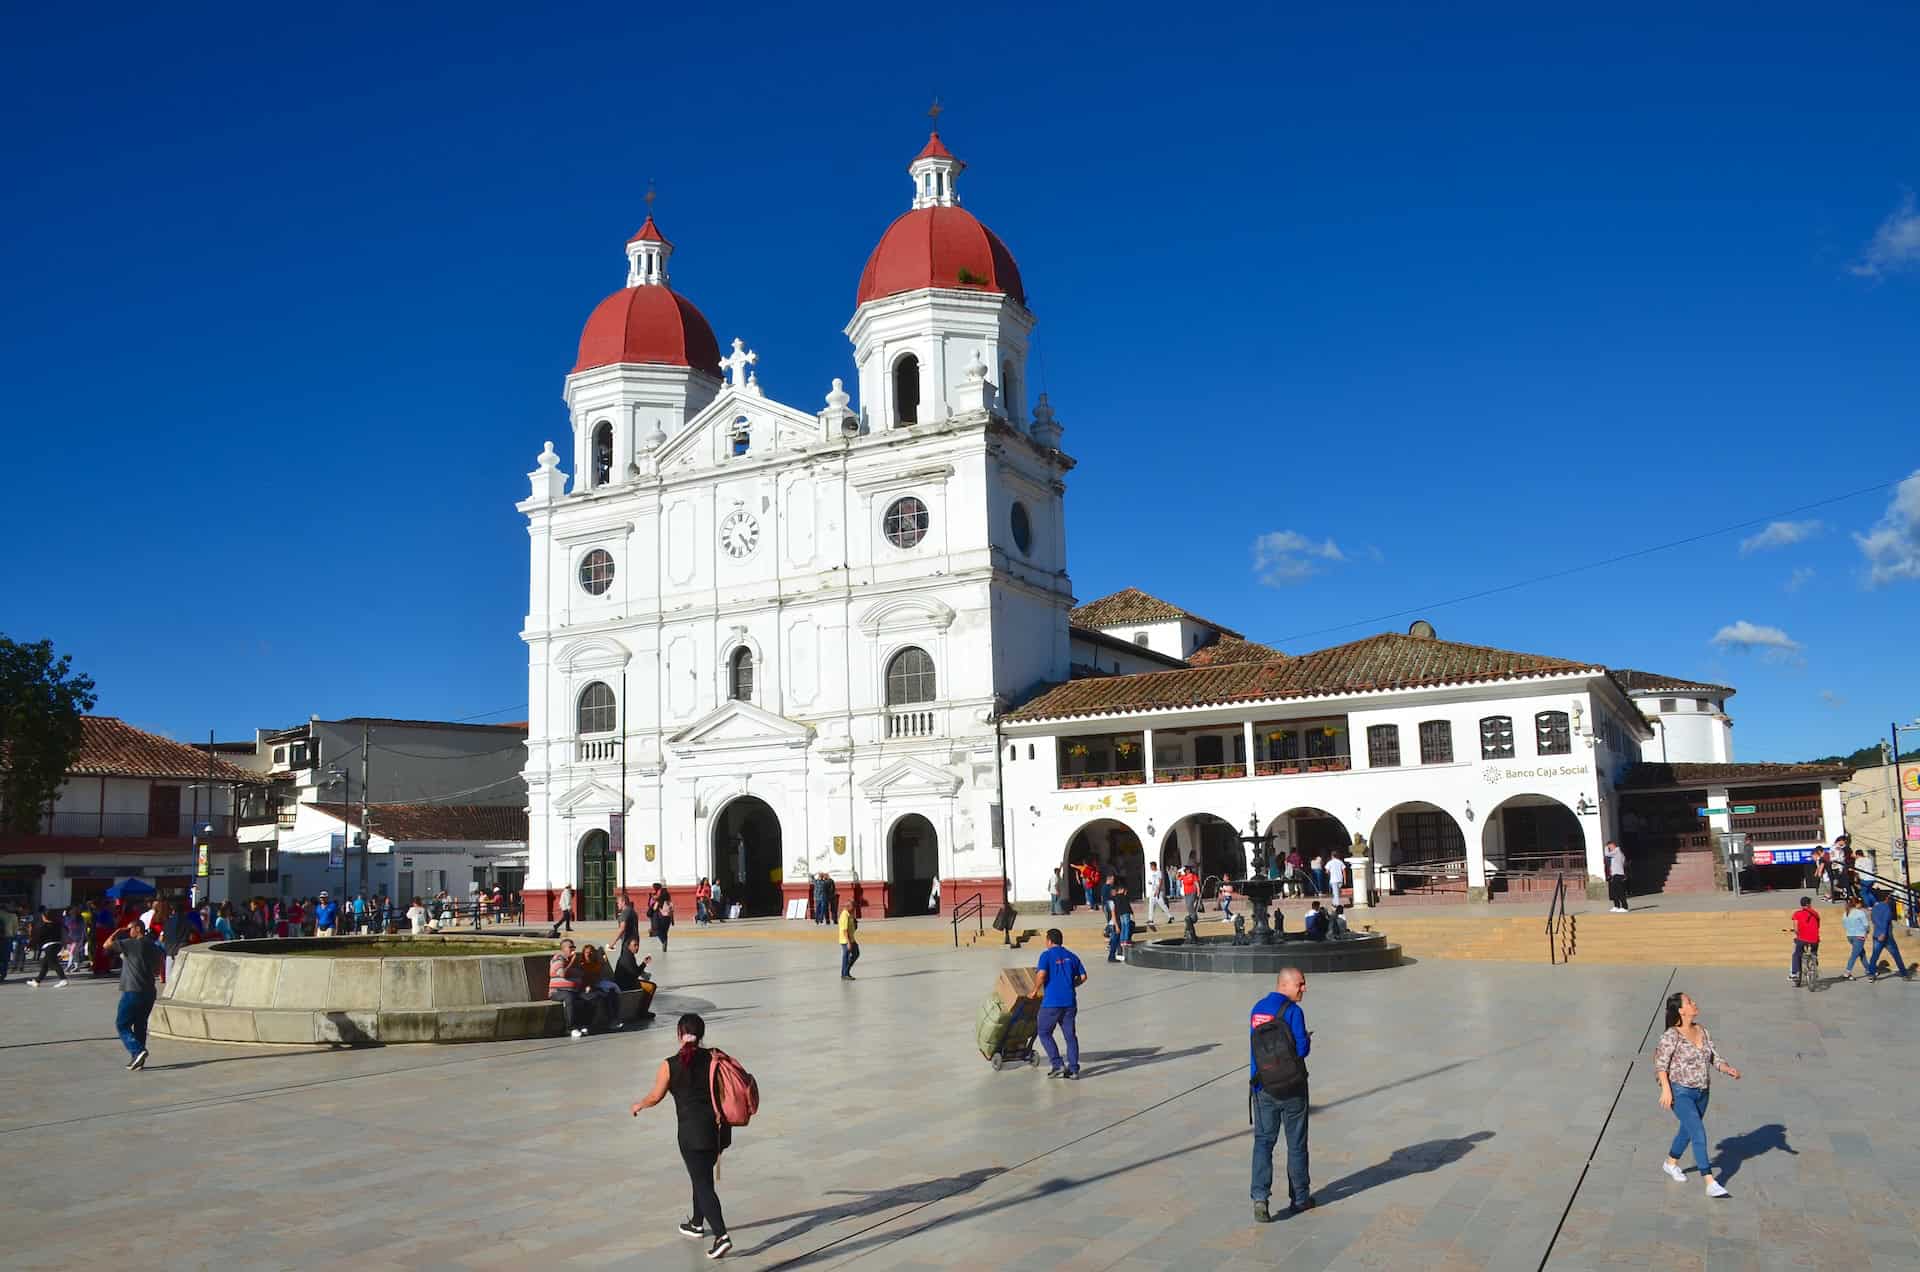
1732 805 1757 814
1697 807 1728 817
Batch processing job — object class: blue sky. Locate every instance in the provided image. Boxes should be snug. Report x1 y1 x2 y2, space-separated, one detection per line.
3 2 1916 761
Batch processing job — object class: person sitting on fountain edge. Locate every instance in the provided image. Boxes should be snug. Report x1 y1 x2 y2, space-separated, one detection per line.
1303 901 1329 942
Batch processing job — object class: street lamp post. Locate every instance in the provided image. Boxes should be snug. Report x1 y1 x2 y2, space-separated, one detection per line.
327 766 350 905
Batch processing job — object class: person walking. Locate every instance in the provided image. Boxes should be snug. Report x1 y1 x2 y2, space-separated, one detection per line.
105 915 166 1071
1788 895 1820 988
558 884 575 933
811 873 829 924
1325 853 1348 903
655 892 675 951
313 891 338 938
1144 861 1169 930
0 903 18 982
838 897 859 980
1838 895 1870 979
928 874 941 914
1866 886 1911 982
1605 841 1630 913
1653 991 1741 1196
25 907 68 988
1249 967 1312 1223
617 893 640 951
1106 882 1134 962
1034 928 1087 1079
631 1013 733 1260
1049 866 1067 916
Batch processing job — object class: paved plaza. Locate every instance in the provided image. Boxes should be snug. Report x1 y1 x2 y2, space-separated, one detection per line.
4 933 1918 1270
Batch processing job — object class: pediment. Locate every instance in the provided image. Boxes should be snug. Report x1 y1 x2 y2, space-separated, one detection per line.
656 388 823 472
859 595 956 636
667 700 815 754
860 756 964 799
552 778 630 814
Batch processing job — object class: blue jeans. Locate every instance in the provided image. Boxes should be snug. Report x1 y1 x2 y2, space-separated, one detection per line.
1251 1087 1310 1205
1107 914 1133 960
840 941 859 977
1845 936 1869 975
1792 939 1816 978
1037 1004 1078 1072
1869 933 1907 976
1667 1083 1711 1174
115 991 156 1058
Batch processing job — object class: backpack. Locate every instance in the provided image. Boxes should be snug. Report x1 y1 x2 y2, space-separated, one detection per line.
708 1048 760 1128
1252 1007 1307 1094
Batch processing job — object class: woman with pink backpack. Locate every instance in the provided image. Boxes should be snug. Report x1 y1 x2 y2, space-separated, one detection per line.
632 1012 758 1261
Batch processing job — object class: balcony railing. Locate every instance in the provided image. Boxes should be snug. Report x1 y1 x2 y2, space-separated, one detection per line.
1152 763 1245 783
575 738 620 762
886 709 937 740
1059 770 1145 790
26 812 237 840
1253 757 1353 776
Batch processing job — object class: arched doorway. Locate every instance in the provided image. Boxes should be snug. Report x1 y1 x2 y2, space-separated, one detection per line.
1482 795 1585 896
1369 802 1468 897
713 797 782 918
1265 807 1350 870
1064 818 1144 907
1160 813 1242 891
887 814 939 916
578 830 617 921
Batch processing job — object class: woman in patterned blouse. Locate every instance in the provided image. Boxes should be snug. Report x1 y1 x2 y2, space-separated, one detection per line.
1653 991 1742 1197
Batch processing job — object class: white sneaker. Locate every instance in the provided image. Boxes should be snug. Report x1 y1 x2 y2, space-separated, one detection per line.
24 979 37 988
53 979 67 988
1662 1161 1686 1182
570 1028 585 1038
1705 1178 1729 1198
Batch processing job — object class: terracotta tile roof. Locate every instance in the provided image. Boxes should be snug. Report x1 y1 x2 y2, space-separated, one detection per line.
1068 588 1244 638
1186 637 1284 667
1615 761 1849 789
305 802 528 843
64 717 270 784
1007 631 1597 722
1609 669 1737 699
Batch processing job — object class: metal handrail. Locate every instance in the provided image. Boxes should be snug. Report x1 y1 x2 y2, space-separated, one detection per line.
1853 868 1920 930
1546 873 1570 965
952 892 985 947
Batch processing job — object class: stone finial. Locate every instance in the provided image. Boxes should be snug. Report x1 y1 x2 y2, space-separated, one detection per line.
965 348 989 382
826 377 851 412
646 422 668 450
1030 391 1063 448
953 347 992 415
821 376 858 439
527 441 567 503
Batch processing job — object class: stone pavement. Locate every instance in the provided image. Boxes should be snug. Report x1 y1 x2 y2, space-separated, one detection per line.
2 934 1917 1270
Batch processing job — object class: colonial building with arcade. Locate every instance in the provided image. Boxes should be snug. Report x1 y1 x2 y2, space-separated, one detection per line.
516 130 1847 921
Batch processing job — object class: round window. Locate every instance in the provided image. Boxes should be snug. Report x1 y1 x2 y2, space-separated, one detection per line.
883 496 929 549
578 548 616 595
1010 501 1033 555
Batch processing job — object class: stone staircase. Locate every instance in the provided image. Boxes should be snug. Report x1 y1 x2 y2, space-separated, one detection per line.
1362 909 1795 968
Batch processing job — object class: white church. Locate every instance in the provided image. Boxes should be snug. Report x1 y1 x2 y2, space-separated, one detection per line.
517 129 1844 923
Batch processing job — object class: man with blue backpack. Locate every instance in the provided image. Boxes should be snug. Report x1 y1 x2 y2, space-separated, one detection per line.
1249 967 1312 1223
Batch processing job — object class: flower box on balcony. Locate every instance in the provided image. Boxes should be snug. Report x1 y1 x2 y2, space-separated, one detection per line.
1175 772 1196 782
1282 765 1301 775
1330 758 1351 771
1199 770 1220 780
1255 761 1281 776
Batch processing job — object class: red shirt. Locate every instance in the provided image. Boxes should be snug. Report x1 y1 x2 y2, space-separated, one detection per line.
1792 907 1820 943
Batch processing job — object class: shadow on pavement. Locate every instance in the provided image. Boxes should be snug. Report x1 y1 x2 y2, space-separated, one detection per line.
1074 1042 1220 1077
738 1166 1007 1254
1714 1122 1796 1183
1314 1130 1494 1204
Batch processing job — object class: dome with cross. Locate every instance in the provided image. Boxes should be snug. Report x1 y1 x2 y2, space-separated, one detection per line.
573 214 722 376
855 131 1025 309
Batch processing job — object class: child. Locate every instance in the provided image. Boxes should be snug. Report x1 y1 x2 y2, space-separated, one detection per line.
1218 881 1235 921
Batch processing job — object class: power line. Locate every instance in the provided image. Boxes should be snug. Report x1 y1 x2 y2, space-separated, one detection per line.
369 739 527 761
1272 476 1907 646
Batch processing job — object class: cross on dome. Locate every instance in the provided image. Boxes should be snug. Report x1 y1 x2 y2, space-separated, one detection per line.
908 104 964 209
719 338 757 388
626 188 672 286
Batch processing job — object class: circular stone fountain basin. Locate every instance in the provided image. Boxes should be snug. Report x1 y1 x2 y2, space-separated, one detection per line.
1126 930 1402 974
152 935 584 1046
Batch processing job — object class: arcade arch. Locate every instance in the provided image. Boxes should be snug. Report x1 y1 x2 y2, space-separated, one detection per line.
1368 801 1468 896
1063 818 1144 903
1481 794 1585 887
1158 813 1242 889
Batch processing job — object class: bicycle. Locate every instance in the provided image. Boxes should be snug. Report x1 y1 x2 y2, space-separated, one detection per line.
1788 936 1821 991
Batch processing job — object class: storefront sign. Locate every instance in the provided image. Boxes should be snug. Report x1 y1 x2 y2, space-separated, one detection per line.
1904 798 1920 843
1750 848 1814 866
1062 791 1140 815
1481 764 1591 785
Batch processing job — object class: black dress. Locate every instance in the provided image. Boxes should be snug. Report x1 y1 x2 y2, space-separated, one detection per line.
668 1049 731 1235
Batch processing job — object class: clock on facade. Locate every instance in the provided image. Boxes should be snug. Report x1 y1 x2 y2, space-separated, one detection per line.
719 508 760 558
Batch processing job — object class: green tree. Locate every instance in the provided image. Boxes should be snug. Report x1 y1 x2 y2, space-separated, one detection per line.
0 637 98 834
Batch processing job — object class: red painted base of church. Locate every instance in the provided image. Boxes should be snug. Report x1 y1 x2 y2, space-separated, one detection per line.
521 877 1006 926
933 876 1008 918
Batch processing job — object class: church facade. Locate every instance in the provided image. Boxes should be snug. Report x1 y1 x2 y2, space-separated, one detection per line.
519 132 1070 921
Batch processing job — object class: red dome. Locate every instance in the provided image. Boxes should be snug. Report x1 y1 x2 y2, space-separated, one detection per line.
573 285 721 375
856 206 1025 307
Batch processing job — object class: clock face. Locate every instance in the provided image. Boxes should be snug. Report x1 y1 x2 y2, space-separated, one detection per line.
719 509 760 559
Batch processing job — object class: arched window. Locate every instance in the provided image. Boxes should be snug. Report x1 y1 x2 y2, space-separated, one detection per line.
1479 715 1515 760
728 647 754 702
1001 359 1019 420
576 682 616 735
893 354 920 426
1536 711 1572 756
591 422 613 487
885 647 936 705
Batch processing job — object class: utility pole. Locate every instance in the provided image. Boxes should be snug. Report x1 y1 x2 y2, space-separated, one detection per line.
618 670 628 903
360 722 371 903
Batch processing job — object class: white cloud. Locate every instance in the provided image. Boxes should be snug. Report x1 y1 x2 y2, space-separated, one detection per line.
1252 531 1345 586
1739 519 1823 554
1711 620 1802 662
1851 192 1920 279
1784 566 1816 593
1855 469 1920 586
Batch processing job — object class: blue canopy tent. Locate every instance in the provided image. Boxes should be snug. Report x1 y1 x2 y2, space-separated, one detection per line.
104 877 157 899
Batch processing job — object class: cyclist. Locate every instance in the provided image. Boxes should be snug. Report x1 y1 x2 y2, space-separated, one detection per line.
1788 896 1820 989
